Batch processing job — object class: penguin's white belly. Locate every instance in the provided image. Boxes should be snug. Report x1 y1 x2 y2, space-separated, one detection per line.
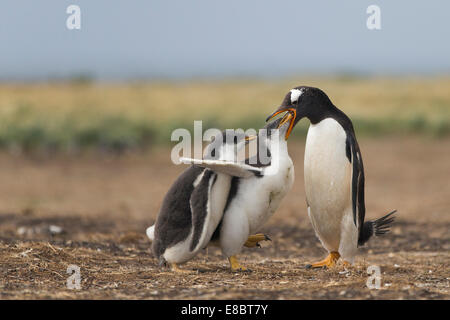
219 143 294 258
243 159 294 233
220 155 294 255
163 230 196 264
304 118 353 252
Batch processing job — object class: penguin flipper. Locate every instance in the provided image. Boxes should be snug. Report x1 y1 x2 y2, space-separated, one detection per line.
180 157 262 178
347 133 366 236
189 169 225 253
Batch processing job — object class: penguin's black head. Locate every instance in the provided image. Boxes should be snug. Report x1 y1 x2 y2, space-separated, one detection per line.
265 86 334 139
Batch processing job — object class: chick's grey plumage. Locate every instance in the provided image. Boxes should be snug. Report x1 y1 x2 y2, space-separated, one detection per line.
152 165 213 263
149 118 294 272
150 129 265 271
151 131 240 270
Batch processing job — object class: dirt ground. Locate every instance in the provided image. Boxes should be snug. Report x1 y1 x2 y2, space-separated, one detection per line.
0 136 449 299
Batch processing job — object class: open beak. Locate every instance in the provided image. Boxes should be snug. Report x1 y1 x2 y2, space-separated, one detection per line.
266 107 297 140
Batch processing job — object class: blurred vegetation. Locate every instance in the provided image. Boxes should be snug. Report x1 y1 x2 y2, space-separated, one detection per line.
0 76 449 153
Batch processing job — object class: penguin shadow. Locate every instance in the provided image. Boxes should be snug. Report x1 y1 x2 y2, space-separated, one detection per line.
154 264 250 275
150 249 257 275
147 246 230 274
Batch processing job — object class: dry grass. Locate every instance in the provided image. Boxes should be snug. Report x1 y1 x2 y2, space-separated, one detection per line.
1 77 450 121
0 136 449 299
0 78 449 299
0 77 449 152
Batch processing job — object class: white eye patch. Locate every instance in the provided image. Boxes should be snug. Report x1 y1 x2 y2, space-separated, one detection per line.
290 88 303 104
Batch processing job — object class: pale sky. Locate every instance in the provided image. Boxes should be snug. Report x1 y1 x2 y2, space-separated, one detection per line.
0 0 449 80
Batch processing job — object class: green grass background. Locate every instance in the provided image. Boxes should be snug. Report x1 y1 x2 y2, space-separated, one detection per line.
0 76 449 153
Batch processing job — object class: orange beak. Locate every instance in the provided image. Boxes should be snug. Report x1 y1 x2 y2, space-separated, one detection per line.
266 107 297 140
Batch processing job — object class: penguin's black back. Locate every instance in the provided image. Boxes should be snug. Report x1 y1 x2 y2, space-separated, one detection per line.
152 165 204 259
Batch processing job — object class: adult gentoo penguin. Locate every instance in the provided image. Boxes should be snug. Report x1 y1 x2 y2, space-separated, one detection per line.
266 86 396 268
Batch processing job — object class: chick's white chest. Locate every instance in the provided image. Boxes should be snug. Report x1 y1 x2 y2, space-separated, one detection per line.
238 146 294 233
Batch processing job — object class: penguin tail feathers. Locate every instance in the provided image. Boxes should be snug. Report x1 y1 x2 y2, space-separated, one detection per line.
358 210 397 246
372 210 397 236
146 225 155 242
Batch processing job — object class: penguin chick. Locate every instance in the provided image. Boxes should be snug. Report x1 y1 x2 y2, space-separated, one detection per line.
183 118 295 272
148 130 264 273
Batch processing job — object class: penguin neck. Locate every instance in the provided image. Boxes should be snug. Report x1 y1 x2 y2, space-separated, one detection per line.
268 135 289 162
307 103 353 131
